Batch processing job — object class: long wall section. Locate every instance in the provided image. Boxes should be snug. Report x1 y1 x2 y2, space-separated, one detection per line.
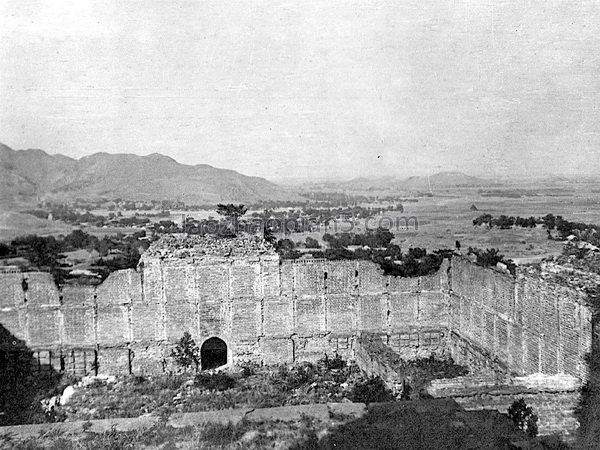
0 254 592 381
0 255 450 375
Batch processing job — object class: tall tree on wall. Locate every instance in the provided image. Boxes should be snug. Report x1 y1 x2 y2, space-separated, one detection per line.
216 204 248 235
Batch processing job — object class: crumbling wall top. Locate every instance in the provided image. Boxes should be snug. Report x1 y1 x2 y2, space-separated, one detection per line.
522 261 600 294
142 234 276 260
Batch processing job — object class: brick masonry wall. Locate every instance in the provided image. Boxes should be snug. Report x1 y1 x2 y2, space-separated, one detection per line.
0 253 450 374
454 390 581 439
428 376 581 438
0 252 592 385
449 256 593 381
354 331 450 393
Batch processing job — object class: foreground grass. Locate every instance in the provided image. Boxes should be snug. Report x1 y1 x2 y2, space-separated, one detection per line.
56 356 468 422
3 401 563 450
1 417 327 450
58 362 363 421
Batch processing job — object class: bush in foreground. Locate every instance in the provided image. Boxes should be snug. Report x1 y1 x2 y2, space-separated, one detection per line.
171 332 200 372
350 376 395 403
194 373 236 391
318 353 346 371
507 398 538 437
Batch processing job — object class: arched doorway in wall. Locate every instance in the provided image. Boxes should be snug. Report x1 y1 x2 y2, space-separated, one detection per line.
200 337 228 370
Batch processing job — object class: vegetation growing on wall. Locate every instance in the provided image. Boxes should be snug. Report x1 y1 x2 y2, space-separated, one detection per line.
465 247 516 275
507 398 538 437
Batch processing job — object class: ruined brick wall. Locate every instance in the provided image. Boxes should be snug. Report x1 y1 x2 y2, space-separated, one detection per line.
428 375 581 438
0 252 450 374
449 256 593 381
0 251 591 382
354 331 451 393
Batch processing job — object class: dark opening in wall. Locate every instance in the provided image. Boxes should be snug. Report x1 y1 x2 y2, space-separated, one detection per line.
201 337 227 370
0 325 61 425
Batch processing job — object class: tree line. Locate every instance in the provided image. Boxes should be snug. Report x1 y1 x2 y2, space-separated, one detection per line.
0 230 147 284
473 213 600 242
274 229 448 277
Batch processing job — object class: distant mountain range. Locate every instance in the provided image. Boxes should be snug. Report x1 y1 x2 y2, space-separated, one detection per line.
402 171 495 189
310 171 496 192
0 143 296 206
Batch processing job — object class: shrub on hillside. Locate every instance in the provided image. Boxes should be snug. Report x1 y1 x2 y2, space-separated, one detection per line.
507 398 538 437
239 362 260 378
318 353 346 371
171 332 200 372
273 363 318 391
350 376 395 403
194 373 236 391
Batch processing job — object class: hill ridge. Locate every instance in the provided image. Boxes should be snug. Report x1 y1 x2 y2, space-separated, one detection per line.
0 143 295 206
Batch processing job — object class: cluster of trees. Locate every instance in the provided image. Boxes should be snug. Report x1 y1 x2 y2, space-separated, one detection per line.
376 249 447 277
23 207 107 227
155 204 400 238
1 235 63 269
466 247 516 275
298 192 410 208
0 230 148 284
248 200 309 210
303 205 398 219
323 228 395 249
274 230 448 277
25 204 175 230
473 214 539 229
111 216 151 227
299 192 374 207
25 205 160 229
550 217 600 244
473 213 600 244
253 205 397 235
23 199 406 239
39 198 108 211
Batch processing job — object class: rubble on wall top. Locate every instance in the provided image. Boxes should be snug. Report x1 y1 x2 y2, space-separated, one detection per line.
142 233 276 259
524 260 600 292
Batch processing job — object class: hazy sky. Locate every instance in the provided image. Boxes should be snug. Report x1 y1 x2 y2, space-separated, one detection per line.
2 1 600 181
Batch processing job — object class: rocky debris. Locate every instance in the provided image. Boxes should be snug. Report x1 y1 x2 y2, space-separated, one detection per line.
543 264 600 295
182 379 195 388
240 430 260 443
40 385 78 413
142 233 275 259
40 395 61 413
60 386 76 405
79 374 117 387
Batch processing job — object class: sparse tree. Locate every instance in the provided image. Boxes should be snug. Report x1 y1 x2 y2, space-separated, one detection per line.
171 331 200 372
305 237 321 249
216 204 248 235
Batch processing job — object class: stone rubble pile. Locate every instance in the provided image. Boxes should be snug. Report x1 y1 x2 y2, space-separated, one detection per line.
537 261 600 292
143 234 274 259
